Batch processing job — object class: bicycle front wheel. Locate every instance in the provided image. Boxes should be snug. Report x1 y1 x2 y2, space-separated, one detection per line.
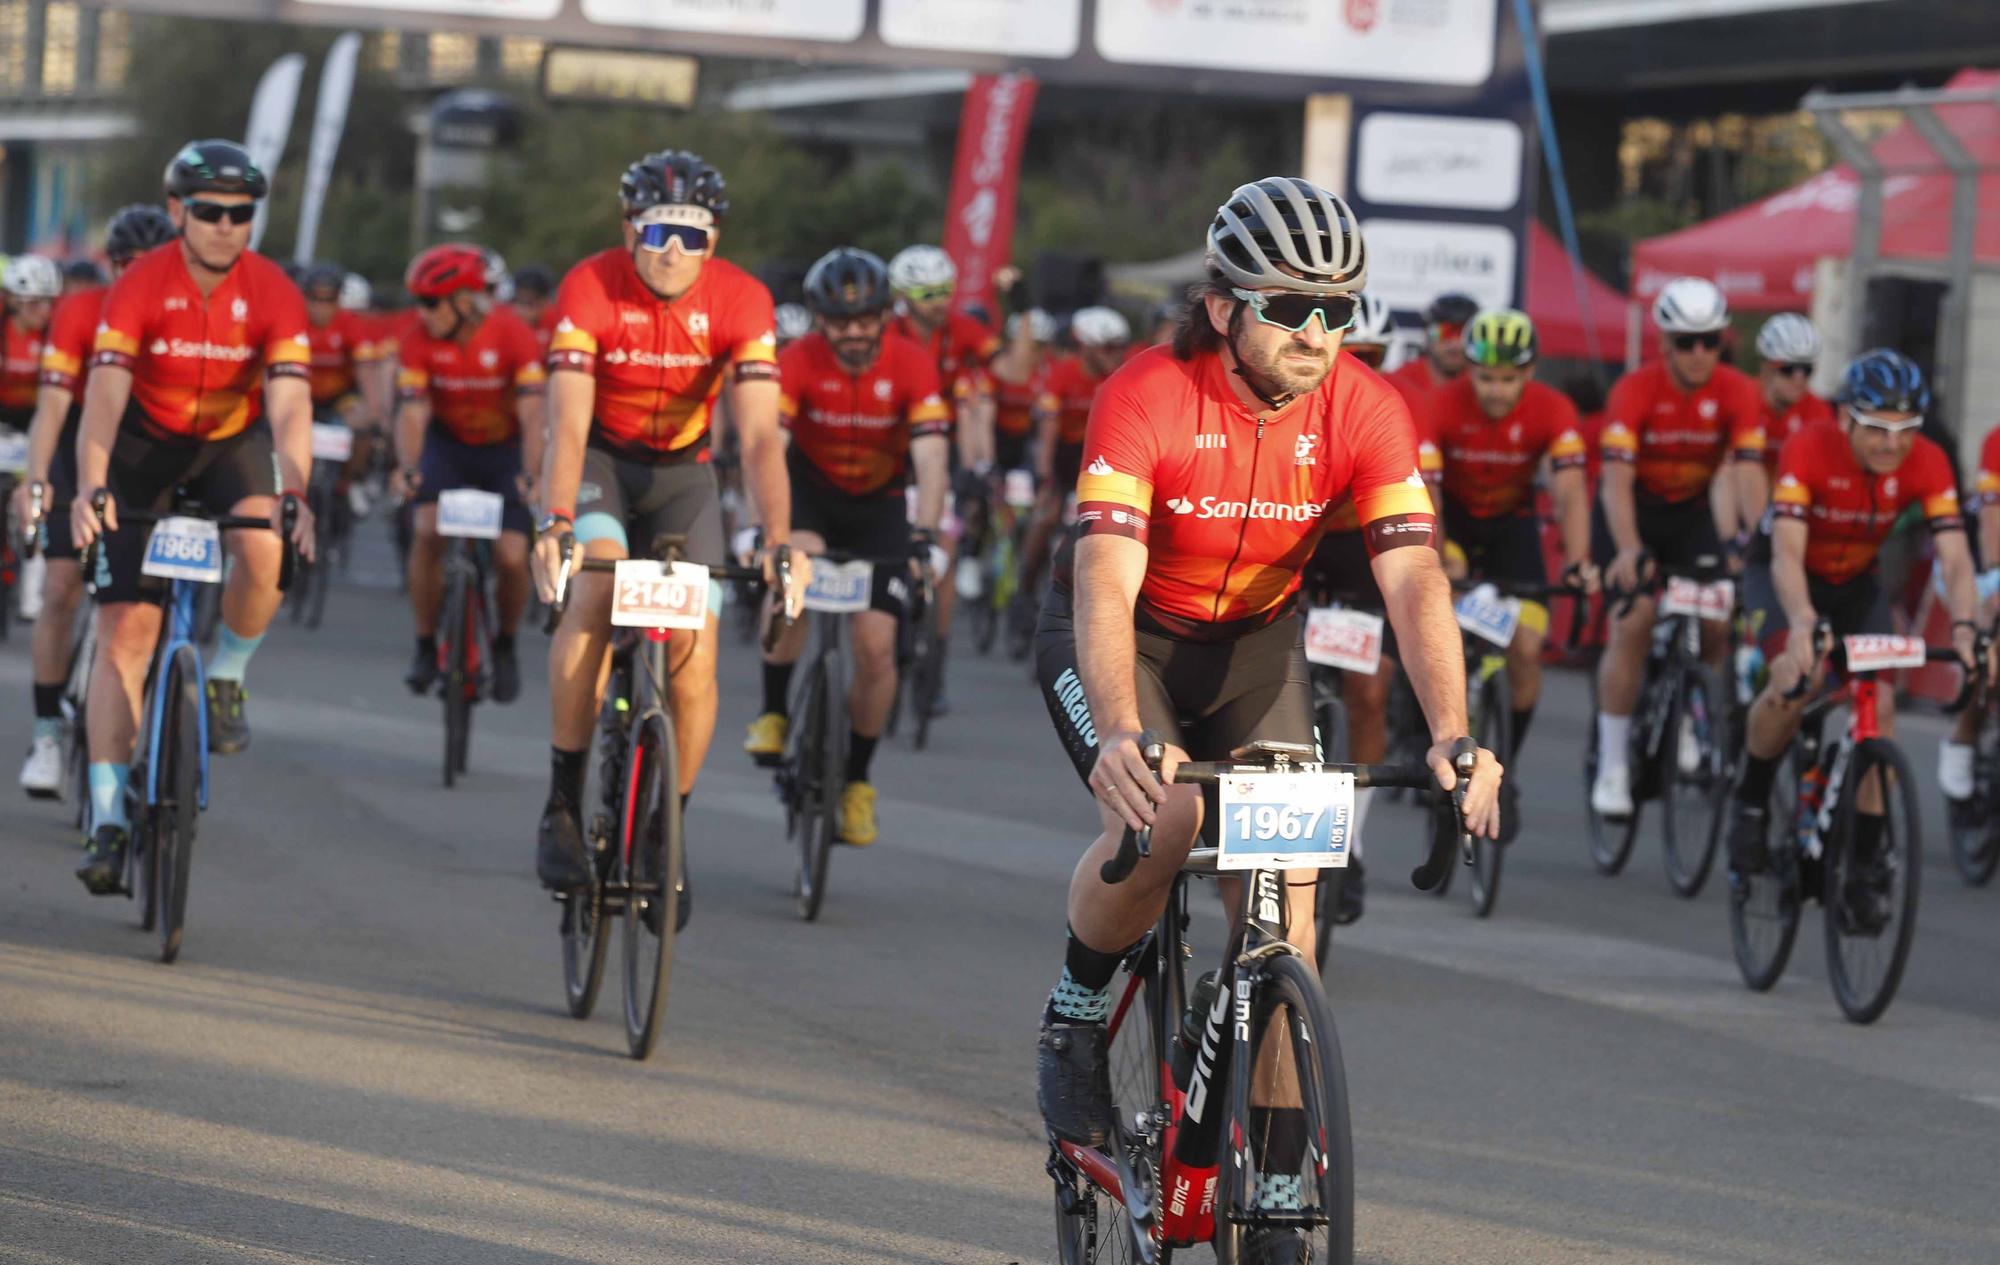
1728 753 1802 992
439 571 469 787
1947 710 2000 886
1583 672 1641 875
154 648 203 964
621 712 682 1059
1823 739 1921 1025
1468 673 1511 918
911 616 942 751
790 651 839 922
1312 686 1349 967
1659 666 1727 898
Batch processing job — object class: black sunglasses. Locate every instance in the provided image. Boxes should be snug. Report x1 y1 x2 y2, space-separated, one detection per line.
184 200 257 227
1672 332 1723 352
1772 362 1814 378
415 294 448 310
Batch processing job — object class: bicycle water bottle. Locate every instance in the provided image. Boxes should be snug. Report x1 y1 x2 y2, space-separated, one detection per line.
1734 641 1764 706
1170 970 1220 1092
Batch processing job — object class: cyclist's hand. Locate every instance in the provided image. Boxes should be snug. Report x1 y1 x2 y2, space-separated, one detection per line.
71 485 112 551
764 543 811 621
388 466 417 500
531 525 573 605
281 495 317 563
1090 729 1168 833
1780 624 1822 686
1427 738 1502 839
1607 547 1646 594
1951 619 1979 677
1565 559 1601 595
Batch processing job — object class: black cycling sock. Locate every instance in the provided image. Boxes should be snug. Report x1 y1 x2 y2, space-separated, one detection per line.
1045 927 1126 1024
761 662 793 718
1511 705 1535 756
33 683 62 721
493 633 515 654
846 732 877 784
1251 1106 1309 1178
1736 752 1778 806
550 745 587 807
1854 811 1887 862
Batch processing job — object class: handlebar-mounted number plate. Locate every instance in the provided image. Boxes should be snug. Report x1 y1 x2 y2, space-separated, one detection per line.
1217 770 1354 871
0 431 28 476
141 516 223 583
803 560 873 614
1843 634 1925 672
1659 576 1734 621
1455 583 1521 649
309 423 354 462
437 488 505 540
1305 606 1384 674
611 560 710 630
1004 470 1037 509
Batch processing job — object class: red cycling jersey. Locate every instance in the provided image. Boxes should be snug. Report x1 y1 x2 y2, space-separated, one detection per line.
2 315 48 414
37 286 105 398
992 359 1045 440
1322 352 1441 533
1972 425 2000 512
891 310 999 407
1431 377 1587 519
1039 353 1112 446
1770 423 1960 585
305 309 386 408
1759 390 1837 475
1599 361 1764 504
547 249 777 461
1384 357 1452 423
1073 345 1435 639
778 331 950 497
91 245 310 442
396 307 547 447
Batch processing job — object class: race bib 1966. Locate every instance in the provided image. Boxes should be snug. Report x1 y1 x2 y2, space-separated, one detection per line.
141 516 223 583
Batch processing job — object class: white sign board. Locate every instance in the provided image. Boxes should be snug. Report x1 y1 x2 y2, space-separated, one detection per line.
879 0 1080 57
581 0 864 39
1359 219 1518 314
1095 0 1498 87
301 0 559 15
1357 113 1523 212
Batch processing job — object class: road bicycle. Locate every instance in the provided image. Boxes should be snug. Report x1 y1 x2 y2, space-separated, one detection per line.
887 539 944 750
287 419 357 631
427 489 507 788
1296 585 1386 962
82 489 297 963
546 531 771 1059
19 481 95 822
1941 619 2000 886
1049 736 1476 1265
1583 558 1734 896
1728 625 1973 1024
961 467 1035 657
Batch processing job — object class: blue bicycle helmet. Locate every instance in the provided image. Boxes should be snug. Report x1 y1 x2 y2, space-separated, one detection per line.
1838 348 1929 414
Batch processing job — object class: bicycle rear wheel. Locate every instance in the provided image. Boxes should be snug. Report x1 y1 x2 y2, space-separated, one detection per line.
1728 752 1802 992
65 625 93 830
621 712 682 1059
1659 666 1726 897
1215 951 1353 1265
790 650 839 921
1823 739 1921 1025
153 649 202 964
1468 674 1511 918
1055 944 1169 1265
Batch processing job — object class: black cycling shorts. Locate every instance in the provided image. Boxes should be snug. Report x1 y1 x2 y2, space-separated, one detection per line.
414 430 532 534
1035 583 1316 842
1299 528 1397 660
91 425 277 604
1444 502 1548 590
38 409 81 561
995 428 1030 475
790 453 913 620
1590 490 1723 571
574 442 725 569
1741 564 1892 656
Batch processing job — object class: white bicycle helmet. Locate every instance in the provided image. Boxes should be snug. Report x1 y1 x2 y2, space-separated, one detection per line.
481 247 512 303
1206 176 1366 297
1653 276 1728 334
888 245 956 294
339 272 373 312
1069 306 1131 348
1006 308 1057 344
773 302 813 344
2 254 63 301
1345 292 1395 347
1755 312 1821 364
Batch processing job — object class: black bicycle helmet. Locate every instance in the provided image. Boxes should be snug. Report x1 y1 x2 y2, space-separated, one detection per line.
620 150 728 220
163 139 269 200
64 259 106 287
803 247 892 319
105 204 176 261
299 262 347 298
1425 292 1479 329
512 263 555 300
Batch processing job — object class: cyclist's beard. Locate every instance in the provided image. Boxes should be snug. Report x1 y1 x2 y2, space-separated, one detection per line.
183 237 245 277
832 335 881 372
1228 309 1333 406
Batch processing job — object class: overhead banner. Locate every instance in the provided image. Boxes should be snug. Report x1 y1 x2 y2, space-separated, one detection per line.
1094 0 1498 86
294 31 362 263
243 52 306 253
940 74 1038 321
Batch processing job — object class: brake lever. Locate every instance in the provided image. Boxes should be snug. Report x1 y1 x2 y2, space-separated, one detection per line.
277 493 301 593
542 532 576 634
762 545 795 654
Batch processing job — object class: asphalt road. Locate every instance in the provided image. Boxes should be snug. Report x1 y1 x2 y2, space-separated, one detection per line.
2 523 1997 1265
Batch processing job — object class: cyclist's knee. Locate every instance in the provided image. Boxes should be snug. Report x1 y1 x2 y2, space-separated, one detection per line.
851 613 898 676
495 532 530 568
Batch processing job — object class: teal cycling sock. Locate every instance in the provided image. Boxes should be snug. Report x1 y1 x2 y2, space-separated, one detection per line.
88 762 130 832
32 717 63 743
207 627 264 683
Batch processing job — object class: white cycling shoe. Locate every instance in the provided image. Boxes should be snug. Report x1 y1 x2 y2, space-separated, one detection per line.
19 731 63 800
1591 762 1634 818
1939 738 1975 802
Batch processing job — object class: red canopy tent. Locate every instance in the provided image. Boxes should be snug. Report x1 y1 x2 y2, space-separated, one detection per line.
1631 68 2000 313
1524 220 1628 362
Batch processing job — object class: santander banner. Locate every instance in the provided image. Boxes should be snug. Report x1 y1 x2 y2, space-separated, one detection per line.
941 73 1038 320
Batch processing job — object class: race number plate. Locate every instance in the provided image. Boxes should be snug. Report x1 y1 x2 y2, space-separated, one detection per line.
309 423 354 462
610 560 711 630
1454 584 1521 648
1004 469 1037 509
1305 607 1385 674
436 488 504 540
0 430 28 475
1843 634 1926 672
1217 770 1355 871
803 559 873 614
141 516 223 583
1659 576 1734 621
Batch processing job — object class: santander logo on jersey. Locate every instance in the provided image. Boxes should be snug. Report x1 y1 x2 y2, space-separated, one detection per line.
1168 494 1327 522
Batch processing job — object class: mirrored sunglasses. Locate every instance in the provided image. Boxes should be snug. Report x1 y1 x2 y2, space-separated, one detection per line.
636 222 712 255
899 284 954 303
1848 407 1922 433
1231 288 1358 334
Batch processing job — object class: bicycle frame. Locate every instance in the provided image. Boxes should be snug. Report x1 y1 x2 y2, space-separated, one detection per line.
142 578 211 811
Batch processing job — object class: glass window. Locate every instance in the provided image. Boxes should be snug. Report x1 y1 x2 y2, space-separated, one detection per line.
41 2 80 97
94 9 129 90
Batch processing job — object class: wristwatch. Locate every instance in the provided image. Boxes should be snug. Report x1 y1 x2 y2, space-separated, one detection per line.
537 511 573 536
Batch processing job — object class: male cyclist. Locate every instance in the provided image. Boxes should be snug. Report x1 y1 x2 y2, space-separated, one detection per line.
510 263 557 353
1751 313 1835 476
1033 180 1500 1260
14 207 175 799
1589 277 1766 817
67 139 317 892
2 255 60 431
1723 350 1978 926
531 149 795 895
1431 309 1595 837
990 308 1055 476
392 244 546 703
1948 419 2000 801
1385 291 1477 418
744 248 950 845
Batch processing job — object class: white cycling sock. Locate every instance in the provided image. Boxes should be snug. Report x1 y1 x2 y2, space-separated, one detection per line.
1597 713 1632 772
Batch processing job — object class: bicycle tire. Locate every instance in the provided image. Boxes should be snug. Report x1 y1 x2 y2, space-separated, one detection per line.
1728 751 1803 992
1659 665 1726 898
791 651 838 922
1214 951 1354 1265
154 648 202 964
912 619 942 751
1312 687 1349 968
1468 672 1511 918
1946 710 2000 886
66 629 92 831
1583 671 1642 875
439 569 468 788
1823 739 1921 1025
621 711 682 1059
1055 950 1169 1265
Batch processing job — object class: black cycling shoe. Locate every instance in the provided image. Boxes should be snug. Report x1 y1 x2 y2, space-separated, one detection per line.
1724 801 1770 879
925 690 951 719
75 825 129 896
536 796 593 890
1037 1020 1116 1148
490 642 521 704
1238 1228 1308 1265
206 679 250 755
1838 839 1894 936
404 646 440 696
1334 856 1366 926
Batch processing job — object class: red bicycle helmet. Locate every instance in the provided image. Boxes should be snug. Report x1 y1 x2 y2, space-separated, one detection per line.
405 244 489 300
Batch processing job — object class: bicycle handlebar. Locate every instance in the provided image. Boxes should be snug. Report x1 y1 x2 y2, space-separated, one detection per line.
541 530 781 641
1779 617 1985 711
79 489 300 595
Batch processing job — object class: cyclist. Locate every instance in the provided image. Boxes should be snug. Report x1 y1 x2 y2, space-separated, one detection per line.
1295 290 1420 924
391 244 545 703
1588 276 1766 817
301 261 387 498
743 248 950 844
510 263 557 353
1947 419 2000 800
530 149 796 894
1385 291 1478 418
14 206 175 799
1751 313 1835 477
3 255 60 431
1431 309 1595 838
773 302 812 350
63 260 105 294
1033 181 1501 1253
1722 350 1978 921
990 308 1055 476
67 139 318 893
